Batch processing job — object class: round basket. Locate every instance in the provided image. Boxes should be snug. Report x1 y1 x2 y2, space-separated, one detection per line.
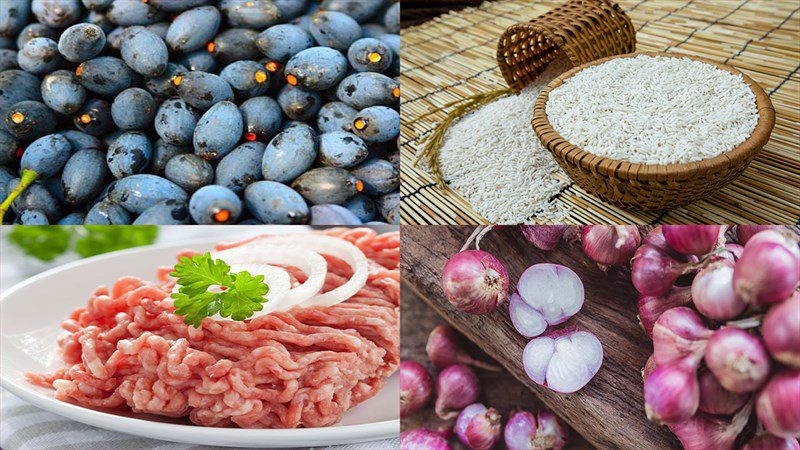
532 51 776 211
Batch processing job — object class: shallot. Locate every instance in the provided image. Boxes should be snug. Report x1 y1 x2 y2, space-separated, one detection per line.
435 365 481 419
521 225 569 251
642 354 657 381
737 225 783 245
733 241 800 306
705 327 771 393
581 225 640 266
697 368 750 415
504 409 568 450
631 244 695 297
426 325 500 371
668 401 752 450
442 250 509 314
663 225 726 256
509 264 584 338
744 229 800 260
652 307 712 365
522 328 603 394
637 286 692 339
756 368 800 438
762 293 800 367
742 433 800 450
401 428 452 450
455 403 502 450
400 361 433 418
691 260 747 321
644 356 700 424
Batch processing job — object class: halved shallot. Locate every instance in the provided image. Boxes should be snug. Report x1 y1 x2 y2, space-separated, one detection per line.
509 264 584 338
522 328 603 394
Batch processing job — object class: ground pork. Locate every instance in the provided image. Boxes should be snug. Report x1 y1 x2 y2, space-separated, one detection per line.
27 228 400 429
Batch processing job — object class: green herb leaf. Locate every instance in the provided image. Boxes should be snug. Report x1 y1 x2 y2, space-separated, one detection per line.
7 226 73 261
173 291 220 328
74 226 158 258
217 271 270 321
170 252 232 297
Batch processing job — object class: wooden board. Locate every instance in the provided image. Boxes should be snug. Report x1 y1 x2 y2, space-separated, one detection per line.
400 0 800 225
401 283 594 449
400 226 681 450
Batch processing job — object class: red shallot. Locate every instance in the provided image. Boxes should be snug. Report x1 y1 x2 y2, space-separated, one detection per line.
762 292 800 367
435 365 481 419
663 225 726 256
442 250 509 315
704 327 771 393
642 354 657 381
504 409 568 450
698 368 750 415
581 225 641 267
737 225 783 245
401 428 452 450
733 241 800 307
644 356 701 424
521 225 569 251
668 401 753 450
637 286 693 339
509 264 584 338
742 433 800 450
522 328 603 394
652 307 713 365
400 360 434 418
631 244 695 297
691 260 747 321
455 403 502 450
426 325 500 371
756 368 800 438
744 229 800 260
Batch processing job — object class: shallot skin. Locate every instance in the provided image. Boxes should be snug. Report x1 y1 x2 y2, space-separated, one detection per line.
756 369 800 438
442 250 509 315
504 409 568 450
455 403 502 450
521 225 569 251
737 225 783 245
401 429 452 450
663 225 725 256
581 225 640 266
400 360 433 418
733 242 800 306
691 260 746 321
742 434 800 450
434 365 481 420
644 356 700 425
426 325 500 371
637 286 692 339
704 327 771 393
631 244 690 297
763 293 800 367
697 368 749 416
652 306 712 366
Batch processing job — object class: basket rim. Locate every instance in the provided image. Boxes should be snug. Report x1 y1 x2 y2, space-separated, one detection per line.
532 51 776 182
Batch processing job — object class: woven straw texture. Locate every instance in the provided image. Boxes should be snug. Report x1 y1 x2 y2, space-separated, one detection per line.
401 0 800 224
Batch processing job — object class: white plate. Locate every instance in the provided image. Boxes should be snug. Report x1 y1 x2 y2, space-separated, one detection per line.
0 238 399 448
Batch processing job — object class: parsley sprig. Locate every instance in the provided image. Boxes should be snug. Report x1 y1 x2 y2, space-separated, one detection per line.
170 253 269 327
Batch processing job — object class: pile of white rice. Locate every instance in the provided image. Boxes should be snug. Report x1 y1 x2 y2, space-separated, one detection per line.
437 56 573 224
546 55 759 165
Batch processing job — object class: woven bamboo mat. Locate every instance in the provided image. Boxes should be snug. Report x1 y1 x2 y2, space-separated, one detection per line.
400 0 800 225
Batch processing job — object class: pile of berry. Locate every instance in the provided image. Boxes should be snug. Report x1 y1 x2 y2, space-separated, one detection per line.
0 0 400 225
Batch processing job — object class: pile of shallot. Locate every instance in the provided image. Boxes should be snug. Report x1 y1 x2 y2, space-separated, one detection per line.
400 325 569 450
635 225 800 449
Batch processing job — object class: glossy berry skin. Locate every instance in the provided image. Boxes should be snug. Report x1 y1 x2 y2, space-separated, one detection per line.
8 179 60 221
274 0 307 20
208 28 261 66
261 124 317 183
309 11 362 52
310 204 361 225
277 84 321 121
336 72 399 109
166 6 221 52
255 24 314 62
73 98 114 136
0 49 17 70
189 185 241 224
320 0 385 23
154 98 199 146
56 212 84 224
215 141 265 194
105 0 164 26
223 0 281 29
317 102 357 133
5 101 56 140
352 106 399 143
378 33 399 76
133 199 191 225
106 131 152 179
360 24 387 39
144 63 186 100
377 191 399 224
107 174 188 214
193 101 243 161
350 158 399 195
149 0 209 12
18 37 63 74
0 130 20 165
178 50 217 73
384 2 400 33
61 149 108 205
292 167 361 205
318 131 368 168
174 71 234 110
41 70 86 114
15 23 58 51
151 139 190 176
244 180 309 224
120 27 168 77
111 88 156 130
220 60 270 98
343 194 377 222
0 1 31 38
0 72 42 128
61 130 104 152
57 23 105 62
84 200 131 224
347 38 392 73
165 154 213 193
239 96 282 142
18 209 49 224
284 47 348 91
32 0 82 29
76 57 138 97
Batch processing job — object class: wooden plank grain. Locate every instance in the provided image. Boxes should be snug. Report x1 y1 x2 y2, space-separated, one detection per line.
400 226 681 450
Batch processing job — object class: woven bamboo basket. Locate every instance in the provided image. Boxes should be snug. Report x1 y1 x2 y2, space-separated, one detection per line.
532 52 776 211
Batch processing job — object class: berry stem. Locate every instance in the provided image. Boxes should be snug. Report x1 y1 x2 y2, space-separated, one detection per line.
0 169 39 223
